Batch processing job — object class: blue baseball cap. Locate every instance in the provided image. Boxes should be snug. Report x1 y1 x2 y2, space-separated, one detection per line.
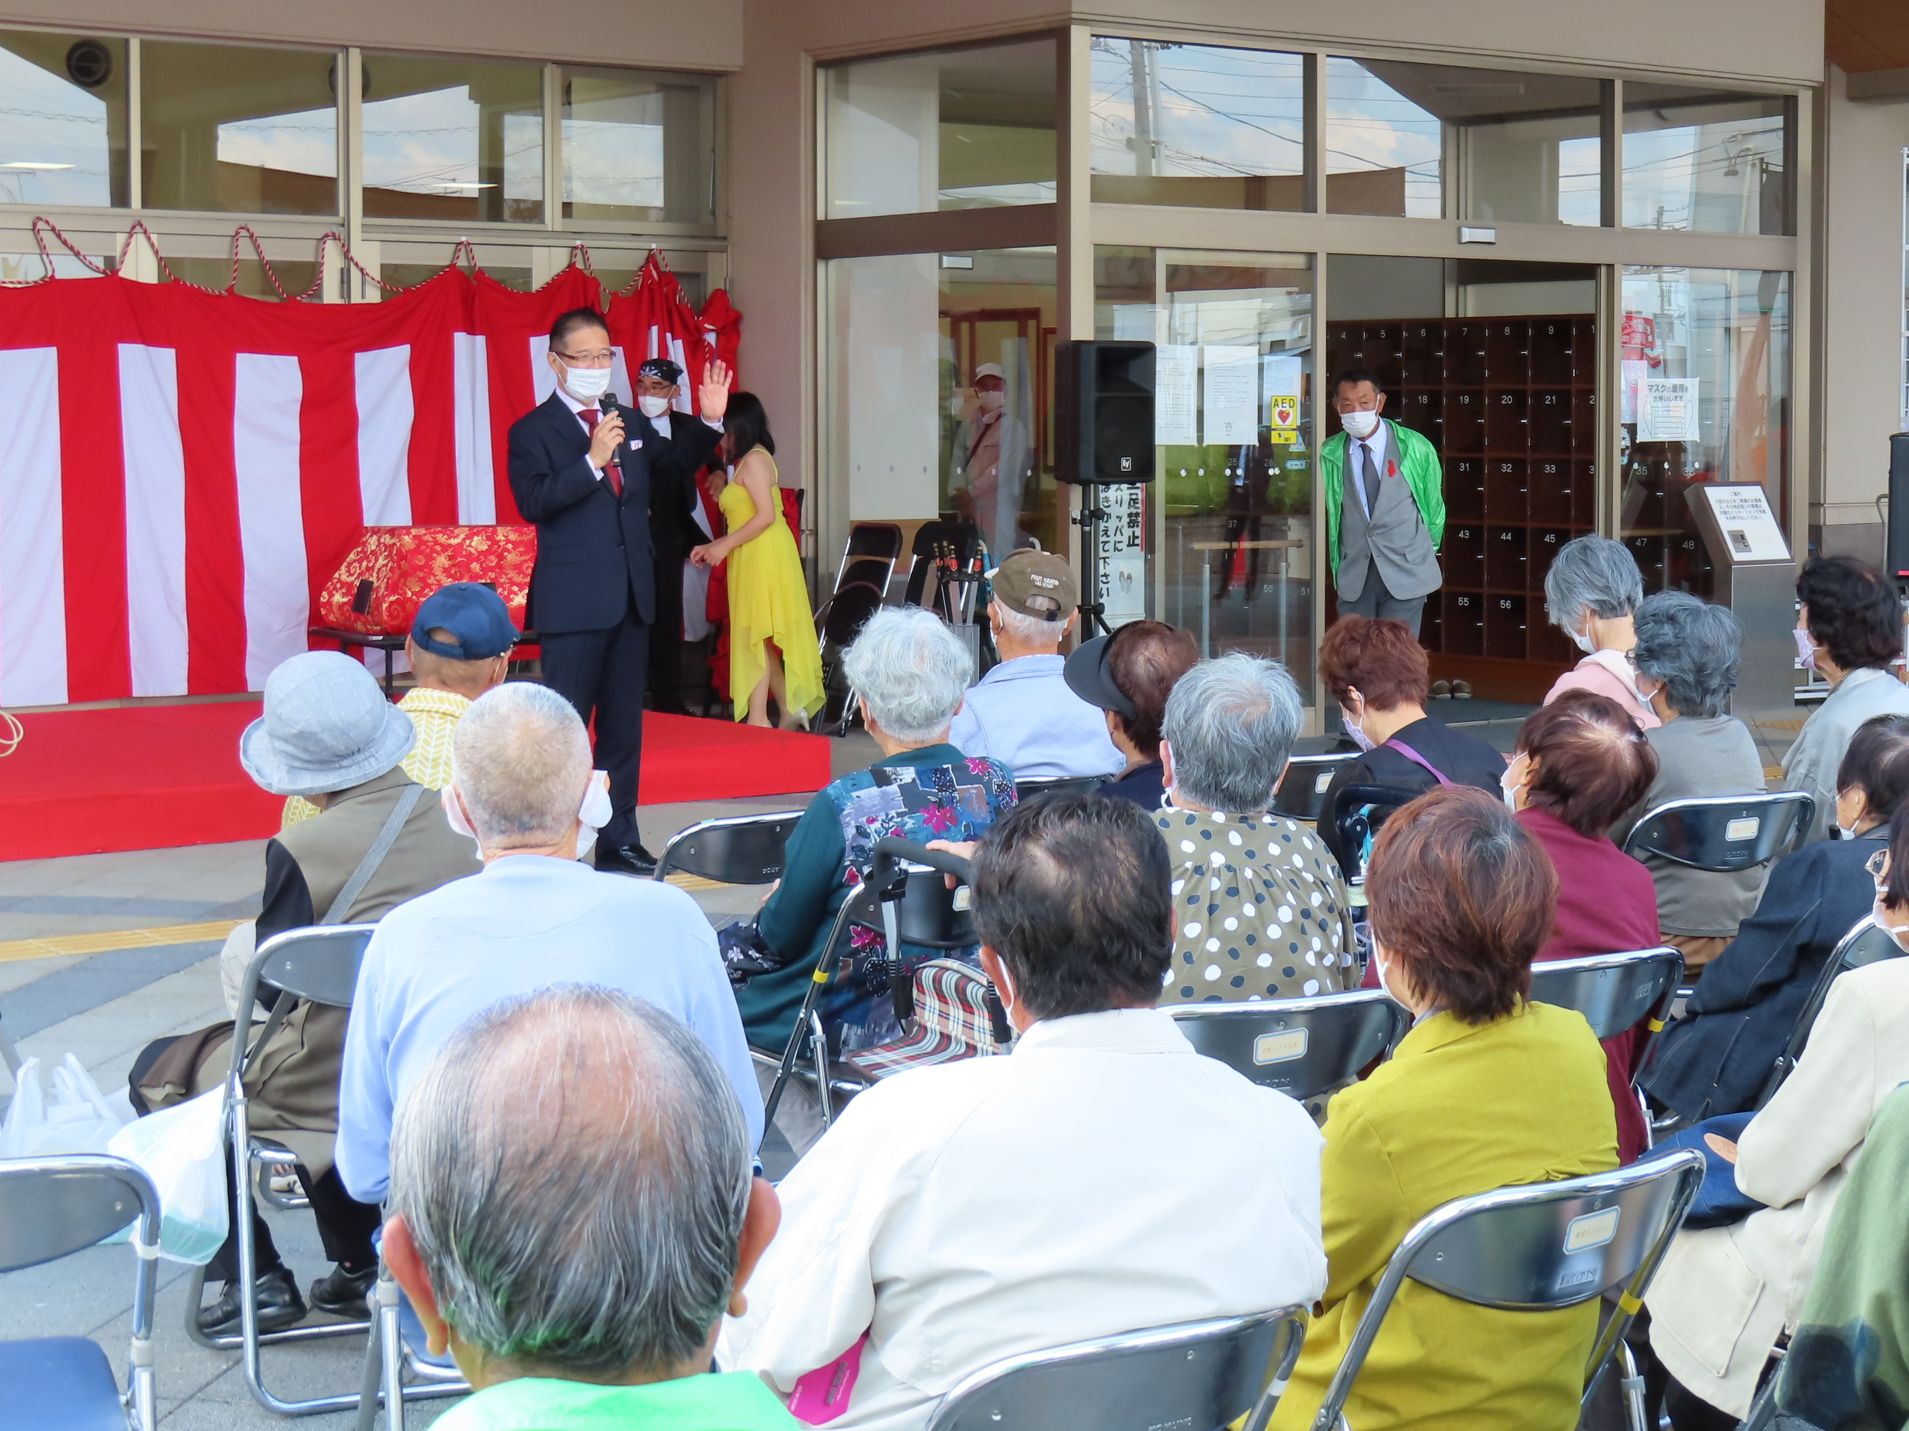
411 583 518 660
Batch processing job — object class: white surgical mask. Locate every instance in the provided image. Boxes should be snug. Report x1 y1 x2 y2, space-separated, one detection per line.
1568 626 1597 656
1372 941 1401 1005
441 785 478 845
979 389 1005 413
1837 821 1865 841
1794 627 1819 671
636 394 672 419
1872 885 1909 952
1341 705 1375 753
562 362 612 402
576 771 612 863
1340 408 1381 441
1500 757 1525 813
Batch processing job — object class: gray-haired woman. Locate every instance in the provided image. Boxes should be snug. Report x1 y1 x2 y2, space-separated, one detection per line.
1611 592 1769 974
729 607 1017 1059
1542 534 1660 730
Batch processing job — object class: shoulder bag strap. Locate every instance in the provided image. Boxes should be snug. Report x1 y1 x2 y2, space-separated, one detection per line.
319 782 426 925
1384 739 1454 788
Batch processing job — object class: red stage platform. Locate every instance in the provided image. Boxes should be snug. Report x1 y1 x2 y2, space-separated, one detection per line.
0 701 832 862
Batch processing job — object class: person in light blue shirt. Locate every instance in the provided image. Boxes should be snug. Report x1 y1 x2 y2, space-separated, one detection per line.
948 548 1122 782
336 683 763 1207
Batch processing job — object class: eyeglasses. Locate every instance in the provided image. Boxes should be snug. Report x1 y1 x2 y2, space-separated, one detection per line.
555 348 615 365
1867 848 1889 882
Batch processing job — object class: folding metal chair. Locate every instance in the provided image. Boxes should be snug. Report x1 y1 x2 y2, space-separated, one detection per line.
1619 791 1816 870
183 923 380 1416
925 1306 1310 1431
817 582 889 736
763 838 979 1133
1528 947 1684 1065
352 1269 466 1431
0 1154 162 1431
1168 990 1410 1105
835 521 905 600
1756 915 1905 1108
1306 1150 1706 1431
652 810 804 886
1272 752 1358 823
1014 774 1109 802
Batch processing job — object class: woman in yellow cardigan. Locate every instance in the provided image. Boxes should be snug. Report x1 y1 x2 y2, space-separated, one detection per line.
1272 787 1620 1431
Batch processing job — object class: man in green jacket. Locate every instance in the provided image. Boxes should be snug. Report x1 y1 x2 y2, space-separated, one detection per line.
1320 368 1445 638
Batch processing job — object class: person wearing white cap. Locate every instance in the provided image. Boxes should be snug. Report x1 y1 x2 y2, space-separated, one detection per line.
949 361 1031 554
128 650 480 1340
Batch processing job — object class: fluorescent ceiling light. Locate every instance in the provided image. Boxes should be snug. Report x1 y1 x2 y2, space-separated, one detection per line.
2 161 74 171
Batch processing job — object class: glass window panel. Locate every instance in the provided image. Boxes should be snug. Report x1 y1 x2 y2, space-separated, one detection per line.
822 41 1056 218
376 261 531 293
0 246 112 280
561 68 716 227
1619 266 1791 599
0 32 127 207
1623 86 1791 235
1094 245 1316 688
1327 58 1441 218
363 55 542 224
141 41 339 214
166 254 320 300
824 248 1058 554
1088 39 1304 211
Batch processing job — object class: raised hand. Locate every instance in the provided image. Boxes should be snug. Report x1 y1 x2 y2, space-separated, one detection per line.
698 359 734 422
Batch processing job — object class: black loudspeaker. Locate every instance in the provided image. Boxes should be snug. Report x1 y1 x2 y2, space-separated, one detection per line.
1055 340 1155 485
1890 432 1909 579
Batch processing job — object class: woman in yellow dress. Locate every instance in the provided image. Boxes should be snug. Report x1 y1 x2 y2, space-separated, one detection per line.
691 392 824 727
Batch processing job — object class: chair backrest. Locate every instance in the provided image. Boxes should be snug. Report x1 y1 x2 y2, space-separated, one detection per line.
1272 752 1357 823
1014 774 1108 803
1760 916 1905 1106
925 1307 1308 1431
1329 783 1419 885
1311 1150 1705 1430
653 810 803 885
230 924 376 1085
0 1154 161 1272
1620 791 1816 871
1527 948 1684 1043
819 580 886 649
1168 990 1410 1103
845 520 904 562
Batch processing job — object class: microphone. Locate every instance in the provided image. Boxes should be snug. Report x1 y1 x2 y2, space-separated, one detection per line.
600 390 620 420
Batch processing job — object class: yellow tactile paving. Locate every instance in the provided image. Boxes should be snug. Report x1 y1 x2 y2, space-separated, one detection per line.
0 872 726 964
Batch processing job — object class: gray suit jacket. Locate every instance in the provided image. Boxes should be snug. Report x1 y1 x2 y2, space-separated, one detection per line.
1335 425 1440 601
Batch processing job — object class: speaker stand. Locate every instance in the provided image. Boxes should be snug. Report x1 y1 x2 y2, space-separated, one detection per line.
1073 484 1113 638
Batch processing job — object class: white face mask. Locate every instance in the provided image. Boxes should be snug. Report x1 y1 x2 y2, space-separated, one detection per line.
979 389 1005 413
1341 705 1375 753
1838 822 1865 841
1794 627 1819 671
1568 625 1597 656
636 393 672 419
1500 756 1526 813
576 772 612 864
1873 883 1909 951
1340 408 1381 441
561 361 612 402
442 785 478 845
1372 939 1403 1005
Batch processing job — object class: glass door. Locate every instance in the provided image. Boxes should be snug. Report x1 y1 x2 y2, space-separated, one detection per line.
1094 247 1316 701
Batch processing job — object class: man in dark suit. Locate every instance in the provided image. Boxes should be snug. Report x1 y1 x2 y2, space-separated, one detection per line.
631 356 725 715
507 307 730 875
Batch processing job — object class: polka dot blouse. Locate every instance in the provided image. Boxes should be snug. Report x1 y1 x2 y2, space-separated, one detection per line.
1153 807 1359 1005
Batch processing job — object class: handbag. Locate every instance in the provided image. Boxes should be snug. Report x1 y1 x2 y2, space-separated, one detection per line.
104 1088 227 1264
0 1053 129 1158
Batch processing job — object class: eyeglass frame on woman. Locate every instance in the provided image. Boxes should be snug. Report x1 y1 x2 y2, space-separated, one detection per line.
1866 848 1890 882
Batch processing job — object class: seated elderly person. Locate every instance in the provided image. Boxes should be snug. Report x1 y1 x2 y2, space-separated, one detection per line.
335 680 762 1208
1503 691 1660 1161
1610 592 1769 974
1646 712 1909 1123
383 987 795 1431
1156 653 1356 1003
1316 614 1505 870
1785 555 1909 844
732 608 1016 1067
1644 807 1909 1428
948 549 1121 780
1272 787 1618 1430
1063 619 1200 808
128 651 479 1337
1541 534 1659 731
721 795 1326 1429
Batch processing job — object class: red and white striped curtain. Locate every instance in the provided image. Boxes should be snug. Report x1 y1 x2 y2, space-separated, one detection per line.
0 252 734 705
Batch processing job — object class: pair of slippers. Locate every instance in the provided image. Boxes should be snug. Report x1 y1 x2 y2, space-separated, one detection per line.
1430 679 1473 700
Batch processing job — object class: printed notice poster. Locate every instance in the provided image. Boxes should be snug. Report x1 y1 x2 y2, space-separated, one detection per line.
1203 345 1258 445
1262 353 1302 445
1698 484 1790 564
1155 344 1197 446
1096 483 1148 625
1638 376 1700 443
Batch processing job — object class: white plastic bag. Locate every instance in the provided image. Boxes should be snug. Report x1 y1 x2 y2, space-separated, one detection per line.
0 1054 129 1158
105 1088 228 1265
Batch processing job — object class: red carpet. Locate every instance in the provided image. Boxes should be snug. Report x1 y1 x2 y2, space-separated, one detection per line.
0 702 832 861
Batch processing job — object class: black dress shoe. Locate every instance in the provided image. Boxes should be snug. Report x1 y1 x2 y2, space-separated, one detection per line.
595 842 658 876
196 1265 306 1338
308 1262 377 1318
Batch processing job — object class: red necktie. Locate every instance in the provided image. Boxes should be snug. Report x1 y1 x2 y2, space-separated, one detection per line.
580 408 623 498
